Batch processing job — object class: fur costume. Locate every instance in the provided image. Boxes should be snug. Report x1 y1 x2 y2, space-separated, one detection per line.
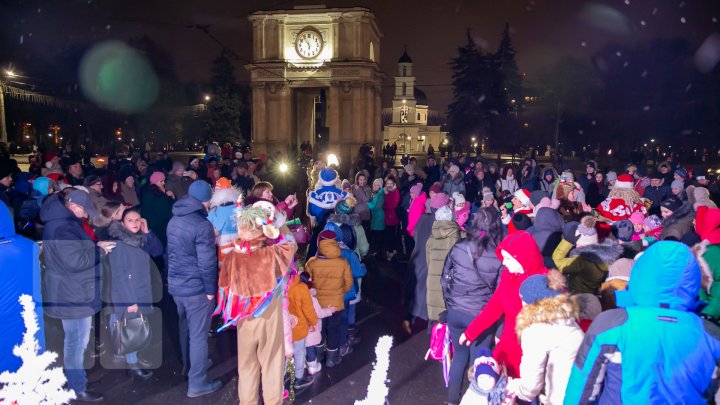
307 168 348 223
208 187 242 264
596 188 647 222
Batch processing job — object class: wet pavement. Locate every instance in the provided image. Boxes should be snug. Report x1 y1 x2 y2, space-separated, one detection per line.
43 254 449 404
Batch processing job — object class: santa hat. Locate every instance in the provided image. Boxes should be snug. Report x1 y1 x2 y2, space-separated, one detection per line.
514 188 531 207
319 168 339 187
615 174 634 189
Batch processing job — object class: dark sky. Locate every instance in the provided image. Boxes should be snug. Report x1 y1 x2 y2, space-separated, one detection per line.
1 0 718 110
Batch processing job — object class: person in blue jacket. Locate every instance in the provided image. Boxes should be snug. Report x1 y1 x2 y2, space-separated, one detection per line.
564 241 720 404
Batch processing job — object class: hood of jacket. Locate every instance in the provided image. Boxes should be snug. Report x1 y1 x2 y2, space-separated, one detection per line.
108 220 147 247
172 195 208 217
317 238 342 259
354 170 370 185
695 206 720 244
616 241 700 311
662 201 693 227
328 213 361 226
533 207 564 232
431 220 461 239
209 187 241 209
0 202 14 240
33 176 52 197
324 222 344 243
39 193 75 224
570 241 623 265
496 230 546 277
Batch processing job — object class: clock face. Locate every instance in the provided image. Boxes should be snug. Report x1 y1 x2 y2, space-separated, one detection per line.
295 29 323 59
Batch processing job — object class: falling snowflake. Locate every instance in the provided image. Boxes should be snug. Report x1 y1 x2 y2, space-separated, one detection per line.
581 41 587 47
37 8 41 13
478 95 486 103
578 130 584 135
643 105 651 111
623 61 629 67
616 51 622 56
641 70 648 77
19 35 23 44
28 33 32 37
680 17 686 23
685 84 692 92
640 20 646 26
713 17 718 23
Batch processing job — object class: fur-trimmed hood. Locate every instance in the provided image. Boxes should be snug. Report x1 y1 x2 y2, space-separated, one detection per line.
108 220 147 248
209 187 241 209
327 212 361 226
515 294 579 338
569 241 623 265
692 240 715 294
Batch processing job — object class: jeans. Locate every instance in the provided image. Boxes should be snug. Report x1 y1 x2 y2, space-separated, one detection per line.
322 310 344 350
338 299 355 347
61 317 92 394
293 340 306 379
173 294 214 390
108 313 138 365
306 345 317 363
446 308 494 404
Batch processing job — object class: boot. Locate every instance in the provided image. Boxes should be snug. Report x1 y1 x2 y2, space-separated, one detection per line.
326 349 342 368
307 360 322 375
315 343 326 364
348 326 361 345
339 344 353 357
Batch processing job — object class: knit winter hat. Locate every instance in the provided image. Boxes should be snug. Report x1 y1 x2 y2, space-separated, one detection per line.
335 197 356 215
576 216 598 246
670 180 684 190
513 188 531 207
650 172 663 180
520 274 563 304
319 168 339 186
188 180 213 202
430 192 450 209
404 164 415 173
609 258 634 280
435 205 453 221
448 165 460 176
149 171 165 186
563 221 580 244
410 183 424 197
561 170 575 183
372 178 384 189
214 177 232 191
473 348 500 389
606 171 618 182
512 213 532 231
83 175 102 188
674 168 687 179
615 174 634 189
317 229 337 243
643 214 662 230
530 190 549 206
429 182 442 194
452 192 466 207
629 211 645 225
661 196 683 212
612 219 634 242
342 179 352 190
482 192 495 203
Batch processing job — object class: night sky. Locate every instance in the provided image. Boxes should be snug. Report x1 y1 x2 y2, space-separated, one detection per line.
1 0 718 110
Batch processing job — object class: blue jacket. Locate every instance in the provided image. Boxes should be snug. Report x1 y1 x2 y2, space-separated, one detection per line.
564 241 720 404
0 203 44 373
324 222 366 301
166 196 218 297
40 194 103 319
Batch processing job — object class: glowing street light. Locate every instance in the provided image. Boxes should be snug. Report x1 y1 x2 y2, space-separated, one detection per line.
4 70 16 78
326 153 339 167
471 136 476 142
279 163 289 173
650 139 655 143
204 94 211 102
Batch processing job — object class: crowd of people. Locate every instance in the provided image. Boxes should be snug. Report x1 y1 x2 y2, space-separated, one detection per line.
1 143 720 404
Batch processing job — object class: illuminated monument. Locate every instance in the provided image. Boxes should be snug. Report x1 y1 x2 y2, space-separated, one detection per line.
248 5 384 162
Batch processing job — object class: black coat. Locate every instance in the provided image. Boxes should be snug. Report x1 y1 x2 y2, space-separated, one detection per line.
441 238 503 317
107 221 163 313
40 194 103 319
530 207 565 268
166 196 218 297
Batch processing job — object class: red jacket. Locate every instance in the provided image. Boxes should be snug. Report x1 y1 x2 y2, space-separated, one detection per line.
382 188 400 226
463 231 548 378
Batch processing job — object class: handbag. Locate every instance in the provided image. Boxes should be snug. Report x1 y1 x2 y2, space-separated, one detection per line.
288 219 311 245
112 311 151 355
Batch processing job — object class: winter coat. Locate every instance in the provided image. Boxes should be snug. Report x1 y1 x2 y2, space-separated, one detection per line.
424 165 441 187
165 174 192 200
512 296 584 405
107 221 163 314
287 276 318 342
463 231 548 378
442 173 466 197
120 182 140 207
695 206 720 319
442 238 503 318
552 240 622 294
328 213 369 258
308 184 347 223
166 196 218 297
305 239 353 309
40 194 103 319
599 278 627 311
352 179 372 222
382 187 400 226
496 177 519 198
407 193 428 237
140 184 174 246
88 188 109 215
585 182 607 208
565 241 720 404
530 207 564 269
408 213 435 320
367 191 385 231
467 176 496 204
425 220 461 321
643 185 671 209
305 288 333 347
323 222 366 301
660 202 695 241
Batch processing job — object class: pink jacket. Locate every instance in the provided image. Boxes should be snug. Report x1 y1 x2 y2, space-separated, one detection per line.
407 193 428 237
305 288 334 347
282 296 293 357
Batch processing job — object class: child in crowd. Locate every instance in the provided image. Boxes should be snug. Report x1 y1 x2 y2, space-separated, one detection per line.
287 270 319 389
629 212 645 241
299 272 336 376
643 215 663 238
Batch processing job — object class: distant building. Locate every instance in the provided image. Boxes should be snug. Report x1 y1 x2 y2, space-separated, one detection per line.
382 49 447 154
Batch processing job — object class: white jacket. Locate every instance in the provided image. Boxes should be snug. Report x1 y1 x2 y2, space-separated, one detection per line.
510 319 584 404
305 288 334 347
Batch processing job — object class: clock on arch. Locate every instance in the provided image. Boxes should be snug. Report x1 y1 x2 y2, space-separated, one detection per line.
295 28 324 59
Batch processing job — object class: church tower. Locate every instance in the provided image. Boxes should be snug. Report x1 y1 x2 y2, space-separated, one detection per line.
392 48 416 125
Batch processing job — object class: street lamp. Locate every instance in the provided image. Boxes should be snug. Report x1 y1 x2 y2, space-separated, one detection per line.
4 70 15 78
279 163 288 173
204 94 211 102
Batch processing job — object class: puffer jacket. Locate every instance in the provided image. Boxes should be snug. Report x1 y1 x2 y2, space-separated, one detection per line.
425 220 461 321
442 172 466 197
367 191 385 231
305 239 352 309
352 172 372 222
530 207 564 268
407 192 428 237
166 195 218 297
565 241 720 404
305 288 334 347
287 276 318 342
41 194 103 319
660 202 695 241
442 238 503 318
552 240 623 294
463 231 549 378
107 221 163 314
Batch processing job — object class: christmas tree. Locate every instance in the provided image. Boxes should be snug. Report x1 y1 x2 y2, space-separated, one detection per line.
0 295 75 405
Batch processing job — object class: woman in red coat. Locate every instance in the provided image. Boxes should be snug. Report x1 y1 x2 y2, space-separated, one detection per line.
458 230 548 378
382 176 400 261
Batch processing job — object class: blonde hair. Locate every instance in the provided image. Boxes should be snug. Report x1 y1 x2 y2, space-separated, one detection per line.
515 270 576 338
